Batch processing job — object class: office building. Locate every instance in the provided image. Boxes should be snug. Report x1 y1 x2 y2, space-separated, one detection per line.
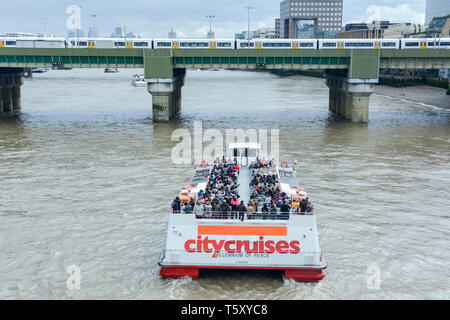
168 28 177 38
111 26 124 38
275 18 281 38
67 29 84 38
426 15 450 37
425 0 450 24
279 0 343 38
336 21 430 39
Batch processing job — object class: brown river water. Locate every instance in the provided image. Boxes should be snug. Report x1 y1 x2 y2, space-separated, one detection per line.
0 68 449 299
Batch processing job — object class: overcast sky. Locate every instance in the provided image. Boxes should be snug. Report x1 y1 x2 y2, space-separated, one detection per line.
0 0 427 38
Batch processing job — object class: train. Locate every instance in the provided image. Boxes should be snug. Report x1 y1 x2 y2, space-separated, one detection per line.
1 37 449 50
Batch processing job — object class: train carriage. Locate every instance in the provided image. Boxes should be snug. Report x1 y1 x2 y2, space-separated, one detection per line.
237 39 317 50
401 38 450 49
0 37 66 48
153 39 235 50
318 39 400 50
68 38 153 49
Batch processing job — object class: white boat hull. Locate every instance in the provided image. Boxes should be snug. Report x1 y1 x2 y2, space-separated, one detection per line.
159 213 326 281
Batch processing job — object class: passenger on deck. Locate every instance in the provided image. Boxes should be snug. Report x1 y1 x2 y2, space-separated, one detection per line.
194 202 204 216
262 203 269 218
306 198 314 213
237 201 247 221
300 198 308 213
204 202 213 217
230 196 239 212
172 197 181 213
220 202 231 219
183 203 193 213
270 202 278 215
251 198 259 213
280 200 291 216
291 199 300 213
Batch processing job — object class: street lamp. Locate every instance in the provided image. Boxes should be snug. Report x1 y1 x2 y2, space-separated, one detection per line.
206 15 215 38
91 14 97 40
41 22 47 35
244 6 253 48
77 6 82 44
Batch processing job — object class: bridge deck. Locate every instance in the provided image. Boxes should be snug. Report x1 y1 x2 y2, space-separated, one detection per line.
0 48 449 80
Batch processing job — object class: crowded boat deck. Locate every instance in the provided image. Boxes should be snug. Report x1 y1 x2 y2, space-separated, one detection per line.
159 143 326 281
171 158 315 221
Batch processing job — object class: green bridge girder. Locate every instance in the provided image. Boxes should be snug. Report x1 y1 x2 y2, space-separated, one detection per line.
0 48 449 80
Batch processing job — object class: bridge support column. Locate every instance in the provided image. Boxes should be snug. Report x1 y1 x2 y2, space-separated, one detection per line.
0 69 24 115
2 86 13 113
147 69 185 123
326 73 374 123
12 75 24 111
328 88 335 112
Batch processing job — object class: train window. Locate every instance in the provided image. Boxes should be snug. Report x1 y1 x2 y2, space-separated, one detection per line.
180 42 209 47
217 42 231 47
77 41 87 46
114 42 126 46
240 42 255 47
345 42 373 47
5 41 16 46
299 42 314 47
134 42 148 47
429 41 450 46
322 42 336 47
71 41 75 45
157 42 171 47
382 42 396 47
262 42 291 47
404 42 419 47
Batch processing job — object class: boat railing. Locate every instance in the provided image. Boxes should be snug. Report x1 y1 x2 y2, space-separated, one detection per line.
170 210 314 220
196 212 290 220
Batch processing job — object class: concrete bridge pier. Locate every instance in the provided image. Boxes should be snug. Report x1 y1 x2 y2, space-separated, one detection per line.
0 70 24 115
12 75 24 111
147 68 186 123
326 73 374 123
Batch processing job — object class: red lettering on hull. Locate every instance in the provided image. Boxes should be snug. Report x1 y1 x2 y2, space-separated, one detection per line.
184 236 300 255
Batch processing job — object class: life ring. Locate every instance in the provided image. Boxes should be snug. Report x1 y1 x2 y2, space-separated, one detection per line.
200 160 208 167
280 161 288 168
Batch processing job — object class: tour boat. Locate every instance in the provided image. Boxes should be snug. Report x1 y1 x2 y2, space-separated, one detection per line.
158 143 326 281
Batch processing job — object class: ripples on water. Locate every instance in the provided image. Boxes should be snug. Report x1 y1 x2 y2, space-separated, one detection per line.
0 69 449 299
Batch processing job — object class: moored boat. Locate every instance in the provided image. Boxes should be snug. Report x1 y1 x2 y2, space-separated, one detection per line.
104 68 119 73
158 143 326 281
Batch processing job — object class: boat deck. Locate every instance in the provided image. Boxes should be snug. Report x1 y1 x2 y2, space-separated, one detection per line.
237 166 250 205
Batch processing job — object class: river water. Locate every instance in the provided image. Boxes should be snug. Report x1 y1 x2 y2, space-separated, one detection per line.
0 68 449 299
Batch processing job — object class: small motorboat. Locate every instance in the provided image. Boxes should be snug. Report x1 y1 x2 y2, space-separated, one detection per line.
131 74 146 87
104 68 119 73
32 68 48 73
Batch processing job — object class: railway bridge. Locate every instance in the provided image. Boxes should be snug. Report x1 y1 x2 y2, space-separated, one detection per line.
0 47 449 123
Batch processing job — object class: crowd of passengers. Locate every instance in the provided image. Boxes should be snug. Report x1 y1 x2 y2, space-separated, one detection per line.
171 158 314 219
249 167 314 216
